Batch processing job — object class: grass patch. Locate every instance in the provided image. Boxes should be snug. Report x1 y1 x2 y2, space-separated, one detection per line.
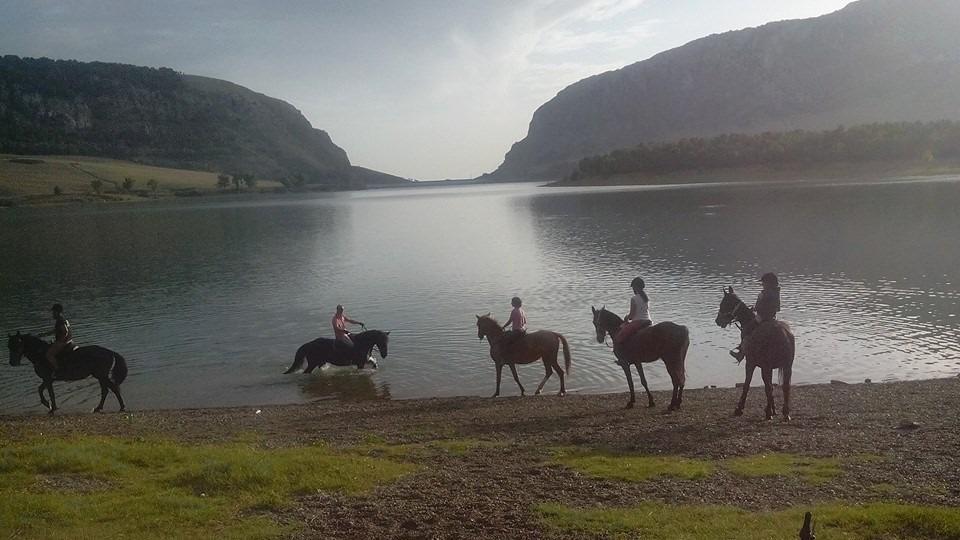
553 448 713 482
538 502 960 539
723 453 842 484
0 436 413 539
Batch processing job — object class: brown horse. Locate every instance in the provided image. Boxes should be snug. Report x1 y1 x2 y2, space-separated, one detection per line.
715 287 795 420
476 314 571 397
591 307 689 410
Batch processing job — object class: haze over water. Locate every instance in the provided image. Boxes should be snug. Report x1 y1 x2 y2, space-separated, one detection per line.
2 180 959 414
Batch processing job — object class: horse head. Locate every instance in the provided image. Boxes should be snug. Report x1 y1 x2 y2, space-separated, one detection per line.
475 313 495 341
715 286 744 328
591 305 620 343
7 331 24 366
371 330 390 359
354 330 390 362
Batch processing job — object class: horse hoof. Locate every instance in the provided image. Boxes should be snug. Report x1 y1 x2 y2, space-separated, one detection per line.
47 410 56 416
557 391 566 397
648 402 656 409
733 408 743 417
625 402 635 410
92 408 102 414
119 407 126 413
783 414 792 422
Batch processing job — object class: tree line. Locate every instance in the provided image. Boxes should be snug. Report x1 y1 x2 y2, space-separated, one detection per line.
569 121 960 180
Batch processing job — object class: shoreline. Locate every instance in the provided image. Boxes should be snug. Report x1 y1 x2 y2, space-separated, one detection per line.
2 376 958 538
546 161 960 187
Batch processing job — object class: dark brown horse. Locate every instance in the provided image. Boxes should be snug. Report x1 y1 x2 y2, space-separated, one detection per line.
476 314 571 397
715 287 795 420
7 332 128 414
591 307 689 410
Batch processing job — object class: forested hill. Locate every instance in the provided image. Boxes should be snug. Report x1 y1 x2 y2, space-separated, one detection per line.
566 121 960 182
487 0 960 181
0 55 376 185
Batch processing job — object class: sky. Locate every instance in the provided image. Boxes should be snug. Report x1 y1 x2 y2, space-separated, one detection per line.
1 0 852 180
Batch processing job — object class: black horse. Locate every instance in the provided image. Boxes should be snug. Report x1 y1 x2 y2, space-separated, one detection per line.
7 332 128 414
284 330 390 374
715 287 795 420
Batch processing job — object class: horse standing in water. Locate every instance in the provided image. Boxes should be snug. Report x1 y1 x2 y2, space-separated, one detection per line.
591 307 689 410
476 314 571 397
7 332 128 414
715 287 795 420
284 330 390 373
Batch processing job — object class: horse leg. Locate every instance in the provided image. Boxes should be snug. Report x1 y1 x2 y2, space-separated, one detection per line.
38 382 50 410
735 363 755 416
492 363 503 398
553 356 566 397
304 358 321 374
760 367 775 420
635 363 655 408
94 378 109 413
508 363 526 396
535 364 554 395
107 379 126 412
47 381 58 415
622 364 636 409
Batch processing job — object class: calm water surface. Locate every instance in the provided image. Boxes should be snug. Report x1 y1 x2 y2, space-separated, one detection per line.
1 180 959 413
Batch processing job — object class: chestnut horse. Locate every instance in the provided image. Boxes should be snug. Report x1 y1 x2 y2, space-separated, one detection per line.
591 307 689 410
715 287 795 420
476 315 571 397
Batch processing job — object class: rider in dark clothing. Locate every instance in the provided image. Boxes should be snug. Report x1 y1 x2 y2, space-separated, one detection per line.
730 273 781 362
42 303 74 372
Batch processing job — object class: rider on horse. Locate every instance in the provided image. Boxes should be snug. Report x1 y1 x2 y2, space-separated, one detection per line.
332 304 365 350
730 272 781 362
500 296 527 347
40 303 74 373
613 277 653 363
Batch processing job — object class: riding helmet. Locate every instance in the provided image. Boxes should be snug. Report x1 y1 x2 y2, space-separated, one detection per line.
759 272 779 285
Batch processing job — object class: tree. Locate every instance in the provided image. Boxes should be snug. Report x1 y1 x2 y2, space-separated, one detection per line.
216 174 231 190
231 174 242 192
146 179 159 196
242 174 257 189
53 185 62 196
122 177 135 192
90 179 103 194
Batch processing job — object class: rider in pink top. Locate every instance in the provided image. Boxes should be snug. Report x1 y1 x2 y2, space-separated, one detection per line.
501 296 527 346
332 304 364 348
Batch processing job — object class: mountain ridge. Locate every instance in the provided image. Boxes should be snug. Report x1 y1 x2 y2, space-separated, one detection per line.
486 0 960 181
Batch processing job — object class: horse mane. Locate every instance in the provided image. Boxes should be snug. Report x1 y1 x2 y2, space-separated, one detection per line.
599 308 624 326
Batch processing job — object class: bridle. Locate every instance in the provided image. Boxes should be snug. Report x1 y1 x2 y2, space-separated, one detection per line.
719 296 749 329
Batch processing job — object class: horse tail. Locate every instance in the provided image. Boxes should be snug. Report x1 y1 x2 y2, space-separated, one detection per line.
677 325 690 386
111 353 128 385
557 333 571 374
779 330 796 387
284 344 308 374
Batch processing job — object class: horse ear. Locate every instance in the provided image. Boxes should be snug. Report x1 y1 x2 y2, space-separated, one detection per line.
485 312 491 318
476 314 481 320
385 331 391 336
728 286 735 294
591 306 596 314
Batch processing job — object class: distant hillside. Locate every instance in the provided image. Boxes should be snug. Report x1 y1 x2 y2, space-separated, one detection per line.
487 0 960 181
555 121 960 185
0 55 406 186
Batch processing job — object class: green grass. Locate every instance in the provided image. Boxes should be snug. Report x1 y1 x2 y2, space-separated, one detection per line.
0 154 281 199
0 436 414 539
538 502 960 539
553 448 713 482
724 453 843 484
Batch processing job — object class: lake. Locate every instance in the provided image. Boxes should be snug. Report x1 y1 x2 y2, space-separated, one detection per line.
1 179 959 414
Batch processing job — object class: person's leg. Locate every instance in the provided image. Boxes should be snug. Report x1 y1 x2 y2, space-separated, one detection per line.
45 342 64 371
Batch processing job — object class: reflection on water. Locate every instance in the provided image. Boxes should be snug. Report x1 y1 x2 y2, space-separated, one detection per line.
1 180 959 413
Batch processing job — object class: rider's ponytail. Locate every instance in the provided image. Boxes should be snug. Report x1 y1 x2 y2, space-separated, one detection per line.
631 277 648 303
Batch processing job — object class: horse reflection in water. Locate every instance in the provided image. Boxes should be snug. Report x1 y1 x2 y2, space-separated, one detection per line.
476 314 571 397
298 372 392 402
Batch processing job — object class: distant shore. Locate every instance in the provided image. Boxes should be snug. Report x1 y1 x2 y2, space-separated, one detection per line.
546 161 960 187
2 376 958 537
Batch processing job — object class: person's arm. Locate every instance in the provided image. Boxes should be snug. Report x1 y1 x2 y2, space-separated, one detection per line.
345 317 364 327
625 298 637 322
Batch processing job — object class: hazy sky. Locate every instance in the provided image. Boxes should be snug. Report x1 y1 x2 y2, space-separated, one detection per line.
1 0 852 179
